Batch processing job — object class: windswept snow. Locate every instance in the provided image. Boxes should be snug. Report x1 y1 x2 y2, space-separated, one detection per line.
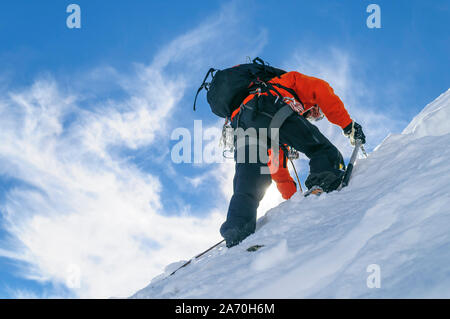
132 89 450 299
403 88 450 138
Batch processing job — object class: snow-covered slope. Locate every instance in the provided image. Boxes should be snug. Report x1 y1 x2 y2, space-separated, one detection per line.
132 89 450 298
403 89 450 138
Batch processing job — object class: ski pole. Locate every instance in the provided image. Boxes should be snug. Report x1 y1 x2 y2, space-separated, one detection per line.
338 140 362 190
169 239 225 277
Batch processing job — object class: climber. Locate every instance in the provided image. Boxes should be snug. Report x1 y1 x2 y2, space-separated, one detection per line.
219 70 366 247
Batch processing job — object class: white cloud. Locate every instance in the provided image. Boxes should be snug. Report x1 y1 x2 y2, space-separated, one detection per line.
0 2 267 298
0 76 223 298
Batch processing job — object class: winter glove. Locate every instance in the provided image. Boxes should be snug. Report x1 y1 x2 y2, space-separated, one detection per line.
276 180 297 200
343 121 366 145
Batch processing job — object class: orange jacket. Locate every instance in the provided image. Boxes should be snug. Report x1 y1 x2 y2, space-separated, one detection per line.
232 71 353 199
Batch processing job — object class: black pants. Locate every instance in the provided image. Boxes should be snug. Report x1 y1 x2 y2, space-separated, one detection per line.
220 96 344 247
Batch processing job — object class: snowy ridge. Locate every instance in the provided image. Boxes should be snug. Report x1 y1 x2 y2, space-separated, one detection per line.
132 90 450 298
403 88 450 138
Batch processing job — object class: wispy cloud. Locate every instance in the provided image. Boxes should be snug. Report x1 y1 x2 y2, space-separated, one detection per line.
0 2 267 298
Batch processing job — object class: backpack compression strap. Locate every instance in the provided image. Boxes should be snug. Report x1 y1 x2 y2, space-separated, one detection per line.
193 68 216 111
252 57 266 66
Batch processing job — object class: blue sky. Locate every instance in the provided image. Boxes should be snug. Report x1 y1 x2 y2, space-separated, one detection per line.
0 0 448 298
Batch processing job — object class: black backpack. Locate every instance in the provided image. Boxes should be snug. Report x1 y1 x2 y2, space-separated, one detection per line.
193 57 288 118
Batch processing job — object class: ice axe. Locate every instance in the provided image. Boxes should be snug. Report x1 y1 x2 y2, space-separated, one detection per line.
337 140 363 191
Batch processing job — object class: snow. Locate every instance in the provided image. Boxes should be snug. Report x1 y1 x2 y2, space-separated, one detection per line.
131 89 450 299
403 88 450 138
251 240 288 272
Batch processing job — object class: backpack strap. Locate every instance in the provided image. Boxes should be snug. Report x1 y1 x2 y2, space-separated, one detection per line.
252 57 266 66
270 82 304 108
249 80 285 120
252 59 303 106
193 68 216 111
250 78 304 109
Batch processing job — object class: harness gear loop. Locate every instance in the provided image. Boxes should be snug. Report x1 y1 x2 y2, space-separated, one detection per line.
220 117 235 159
286 146 300 160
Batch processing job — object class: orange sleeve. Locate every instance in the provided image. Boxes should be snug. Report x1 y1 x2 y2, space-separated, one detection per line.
292 72 352 129
268 148 297 199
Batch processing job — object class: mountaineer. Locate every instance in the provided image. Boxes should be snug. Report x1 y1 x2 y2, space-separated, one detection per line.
194 58 366 247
